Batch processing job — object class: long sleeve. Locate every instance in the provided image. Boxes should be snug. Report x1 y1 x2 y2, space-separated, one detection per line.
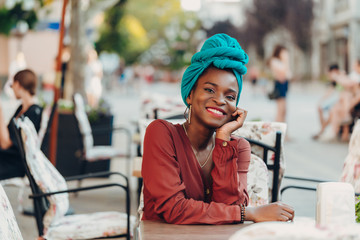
142 120 241 224
211 137 250 206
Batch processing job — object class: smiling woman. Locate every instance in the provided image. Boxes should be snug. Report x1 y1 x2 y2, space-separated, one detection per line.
141 34 294 225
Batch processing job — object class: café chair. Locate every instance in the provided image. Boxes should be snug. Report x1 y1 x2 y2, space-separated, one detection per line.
73 93 132 177
0 103 55 213
13 117 134 240
232 121 287 202
140 91 185 119
0 184 23 240
281 119 360 198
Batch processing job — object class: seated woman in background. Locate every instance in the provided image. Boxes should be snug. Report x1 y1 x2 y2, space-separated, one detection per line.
0 69 43 180
142 34 294 224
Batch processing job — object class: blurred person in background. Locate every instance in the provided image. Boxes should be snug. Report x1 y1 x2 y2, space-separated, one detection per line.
315 61 360 141
268 45 292 124
85 48 103 108
346 60 360 133
248 65 260 97
0 69 43 180
313 64 341 140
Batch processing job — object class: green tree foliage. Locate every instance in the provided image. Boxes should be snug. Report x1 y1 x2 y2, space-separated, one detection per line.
95 1 129 58
96 0 203 69
239 0 314 56
0 0 44 35
131 0 203 69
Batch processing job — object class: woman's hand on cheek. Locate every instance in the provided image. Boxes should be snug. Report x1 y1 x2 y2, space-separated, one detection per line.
216 108 247 141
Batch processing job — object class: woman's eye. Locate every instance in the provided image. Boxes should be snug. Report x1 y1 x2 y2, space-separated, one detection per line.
226 95 236 101
204 88 214 93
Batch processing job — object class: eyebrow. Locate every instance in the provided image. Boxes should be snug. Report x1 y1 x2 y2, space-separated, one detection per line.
204 82 237 93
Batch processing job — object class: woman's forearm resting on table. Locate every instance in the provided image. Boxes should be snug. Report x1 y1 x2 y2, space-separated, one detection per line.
152 191 242 224
244 202 295 222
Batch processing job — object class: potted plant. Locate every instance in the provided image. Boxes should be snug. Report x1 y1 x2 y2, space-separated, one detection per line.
41 98 113 176
356 196 360 223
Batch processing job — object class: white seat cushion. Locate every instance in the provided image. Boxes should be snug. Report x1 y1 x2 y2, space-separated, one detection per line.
247 154 269 207
341 119 360 192
232 121 287 200
85 146 127 162
0 185 23 240
19 118 69 229
45 211 136 239
0 177 26 187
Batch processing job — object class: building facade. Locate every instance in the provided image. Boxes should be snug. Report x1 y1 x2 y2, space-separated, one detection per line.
314 0 360 76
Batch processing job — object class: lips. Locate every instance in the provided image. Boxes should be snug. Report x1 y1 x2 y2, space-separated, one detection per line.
206 107 226 117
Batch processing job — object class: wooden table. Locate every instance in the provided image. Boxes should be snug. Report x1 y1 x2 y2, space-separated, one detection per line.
137 220 250 240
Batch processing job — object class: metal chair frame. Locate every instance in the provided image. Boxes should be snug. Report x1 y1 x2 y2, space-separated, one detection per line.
280 176 360 198
12 118 131 240
245 131 282 202
73 93 132 176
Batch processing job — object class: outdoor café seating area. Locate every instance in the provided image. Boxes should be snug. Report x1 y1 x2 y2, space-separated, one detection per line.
3 0 360 238
0 79 358 239
0 81 358 239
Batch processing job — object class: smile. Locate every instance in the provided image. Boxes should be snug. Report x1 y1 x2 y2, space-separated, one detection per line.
206 107 226 117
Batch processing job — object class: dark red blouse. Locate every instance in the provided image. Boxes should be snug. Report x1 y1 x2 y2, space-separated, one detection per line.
142 119 250 224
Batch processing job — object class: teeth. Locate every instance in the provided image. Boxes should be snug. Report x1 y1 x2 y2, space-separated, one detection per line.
208 108 223 115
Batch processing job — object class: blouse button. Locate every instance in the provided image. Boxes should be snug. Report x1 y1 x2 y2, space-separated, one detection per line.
222 141 228 147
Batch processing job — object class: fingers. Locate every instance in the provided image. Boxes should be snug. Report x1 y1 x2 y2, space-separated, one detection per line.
279 214 290 222
232 108 247 123
268 202 294 222
280 210 293 221
277 202 295 221
232 108 246 117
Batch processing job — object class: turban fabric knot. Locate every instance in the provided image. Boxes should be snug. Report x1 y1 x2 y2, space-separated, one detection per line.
181 33 249 107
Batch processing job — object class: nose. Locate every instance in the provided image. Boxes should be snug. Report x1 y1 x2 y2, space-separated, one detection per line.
212 93 226 105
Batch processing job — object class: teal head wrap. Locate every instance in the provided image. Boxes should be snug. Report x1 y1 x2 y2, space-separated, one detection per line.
181 33 248 107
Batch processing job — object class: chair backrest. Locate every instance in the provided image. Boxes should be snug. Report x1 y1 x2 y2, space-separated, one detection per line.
38 103 53 148
0 184 23 240
247 154 269 206
138 118 184 156
340 119 360 192
73 93 94 153
40 102 59 155
140 92 185 119
232 121 287 202
13 117 69 235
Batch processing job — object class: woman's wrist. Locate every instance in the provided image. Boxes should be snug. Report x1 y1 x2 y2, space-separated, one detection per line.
215 131 231 141
239 204 245 223
244 206 255 222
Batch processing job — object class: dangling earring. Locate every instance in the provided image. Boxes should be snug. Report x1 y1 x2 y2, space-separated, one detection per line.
188 105 191 124
184 105 191 124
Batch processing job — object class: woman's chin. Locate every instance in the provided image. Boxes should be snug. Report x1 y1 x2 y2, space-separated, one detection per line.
205 119 229 129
